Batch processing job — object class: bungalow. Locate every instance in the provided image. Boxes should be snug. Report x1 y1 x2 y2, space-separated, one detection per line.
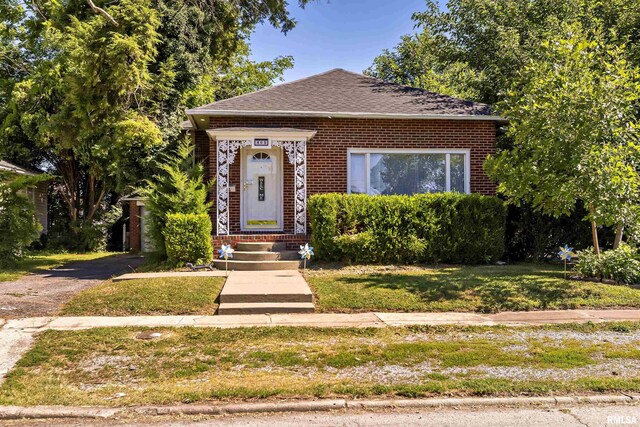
128 69 504 252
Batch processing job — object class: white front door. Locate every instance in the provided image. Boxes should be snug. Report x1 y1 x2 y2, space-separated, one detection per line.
242 147 282 230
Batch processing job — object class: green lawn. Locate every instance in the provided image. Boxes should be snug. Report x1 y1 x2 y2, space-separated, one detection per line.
60 277 225 316
305 263 640 313
0 252 117 282
1 322 638 406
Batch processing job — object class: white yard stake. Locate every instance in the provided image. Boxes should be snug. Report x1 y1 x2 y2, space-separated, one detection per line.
558 245 576 280
298 243 314 270
218 244 235 277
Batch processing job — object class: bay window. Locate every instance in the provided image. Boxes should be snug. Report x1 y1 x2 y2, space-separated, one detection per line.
348 149 470 195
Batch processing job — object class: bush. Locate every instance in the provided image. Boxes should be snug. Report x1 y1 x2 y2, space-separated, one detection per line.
0 172 46 266
575 244 640 284
504 202 614 261
308 193 506 264
164 213 213 264
141 138 212 257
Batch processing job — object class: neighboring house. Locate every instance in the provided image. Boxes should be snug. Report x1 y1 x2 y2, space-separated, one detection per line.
0 160 48 234
128 68 505 251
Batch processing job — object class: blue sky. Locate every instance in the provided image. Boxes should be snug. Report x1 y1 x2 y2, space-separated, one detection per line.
249 0 427 82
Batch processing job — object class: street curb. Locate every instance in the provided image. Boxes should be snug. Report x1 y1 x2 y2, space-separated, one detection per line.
0 406 122 419
1 395 638 420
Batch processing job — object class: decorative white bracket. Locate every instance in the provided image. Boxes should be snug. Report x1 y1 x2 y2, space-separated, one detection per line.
273 140 307 234
216 139 252 235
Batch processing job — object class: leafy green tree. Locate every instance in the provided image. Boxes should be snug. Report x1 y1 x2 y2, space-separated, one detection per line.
140 138 211 256
0 171 50 265
366 0 640 105
485 26 640 254
0 0 305 249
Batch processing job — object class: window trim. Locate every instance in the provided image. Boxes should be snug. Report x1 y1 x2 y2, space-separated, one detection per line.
346 148 471 195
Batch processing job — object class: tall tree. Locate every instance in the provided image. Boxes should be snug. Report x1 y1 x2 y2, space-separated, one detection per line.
484 26 640 253
366 0 640 105
0 0 306 248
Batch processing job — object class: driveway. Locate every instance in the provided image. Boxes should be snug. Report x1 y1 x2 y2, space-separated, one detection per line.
0 254 144 318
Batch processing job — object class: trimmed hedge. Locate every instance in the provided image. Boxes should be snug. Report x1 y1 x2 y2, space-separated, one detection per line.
164 213 213 264
308 193 506 264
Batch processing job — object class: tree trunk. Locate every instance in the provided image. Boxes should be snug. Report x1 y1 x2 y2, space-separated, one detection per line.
588 204 601 256
591 220 601 256
613 224 624 249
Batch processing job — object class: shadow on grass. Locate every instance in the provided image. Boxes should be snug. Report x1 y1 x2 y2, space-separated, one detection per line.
337 265 599 312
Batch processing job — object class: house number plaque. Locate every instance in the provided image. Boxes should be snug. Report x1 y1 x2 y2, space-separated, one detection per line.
258 176 265 201
253 138 270 148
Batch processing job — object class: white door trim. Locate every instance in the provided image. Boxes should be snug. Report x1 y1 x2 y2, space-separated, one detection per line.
240 146 284 231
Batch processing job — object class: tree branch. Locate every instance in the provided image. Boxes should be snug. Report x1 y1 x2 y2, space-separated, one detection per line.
87 0 118 26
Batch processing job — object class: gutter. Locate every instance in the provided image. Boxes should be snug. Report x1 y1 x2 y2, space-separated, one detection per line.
185 109 508 123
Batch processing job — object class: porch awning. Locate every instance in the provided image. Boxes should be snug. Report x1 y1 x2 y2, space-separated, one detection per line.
207 127 316 140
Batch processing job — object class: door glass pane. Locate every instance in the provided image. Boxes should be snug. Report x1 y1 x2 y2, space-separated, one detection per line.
450 154 466 193
349 154 366 194
370 153 445 195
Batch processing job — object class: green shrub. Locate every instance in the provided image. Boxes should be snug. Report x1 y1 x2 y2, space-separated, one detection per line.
504 202 610 261
141 138 212 257
308 193 506 264
575 244 640 284
0 172 47 266
164 213 213 264
574 249 602 280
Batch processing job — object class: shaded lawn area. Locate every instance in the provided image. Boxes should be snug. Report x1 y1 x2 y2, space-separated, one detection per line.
60 277 225 316
1 322 639 406
0 252 117 282
305 264 640 313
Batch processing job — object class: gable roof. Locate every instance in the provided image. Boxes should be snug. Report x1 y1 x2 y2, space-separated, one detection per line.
0 160 41 176
186 68 503 121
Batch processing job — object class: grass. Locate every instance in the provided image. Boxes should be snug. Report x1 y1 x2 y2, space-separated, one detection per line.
305 263 640 313
0 251 117 282
60 277 226 316
1 322 638 406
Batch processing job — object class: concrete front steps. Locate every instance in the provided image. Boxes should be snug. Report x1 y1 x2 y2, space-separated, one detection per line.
217 270 314 315
213 242 301 271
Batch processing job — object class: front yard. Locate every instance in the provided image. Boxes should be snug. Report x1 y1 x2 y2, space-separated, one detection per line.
57 263 640 316
0 252 117 282
305 264 640 313
1 322 638 406
61 277 225 316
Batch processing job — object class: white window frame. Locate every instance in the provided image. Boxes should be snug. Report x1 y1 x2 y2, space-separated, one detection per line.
346 148 471 195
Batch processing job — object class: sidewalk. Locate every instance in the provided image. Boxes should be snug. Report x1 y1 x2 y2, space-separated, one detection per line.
3 309 640 332
1 309 639 385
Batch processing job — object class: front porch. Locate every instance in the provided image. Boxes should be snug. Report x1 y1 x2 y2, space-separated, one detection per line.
208 127 316 239
212 233 310 251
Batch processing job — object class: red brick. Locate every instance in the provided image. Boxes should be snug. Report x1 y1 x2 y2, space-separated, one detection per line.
193 117 498 236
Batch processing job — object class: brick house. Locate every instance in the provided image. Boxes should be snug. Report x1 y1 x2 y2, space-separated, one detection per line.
128 69 504 252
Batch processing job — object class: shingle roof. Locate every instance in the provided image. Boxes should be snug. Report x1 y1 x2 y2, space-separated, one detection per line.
186 68 500 120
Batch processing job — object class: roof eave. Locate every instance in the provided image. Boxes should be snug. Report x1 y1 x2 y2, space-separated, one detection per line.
206 128 317 140
186 109 507 122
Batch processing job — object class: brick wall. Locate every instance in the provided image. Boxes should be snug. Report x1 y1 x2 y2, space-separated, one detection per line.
194 117 498 236
129 201 141 252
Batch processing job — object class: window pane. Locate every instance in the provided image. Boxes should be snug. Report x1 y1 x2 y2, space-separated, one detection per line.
349 154 366 194
450 154 466 193
370 153 445 195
